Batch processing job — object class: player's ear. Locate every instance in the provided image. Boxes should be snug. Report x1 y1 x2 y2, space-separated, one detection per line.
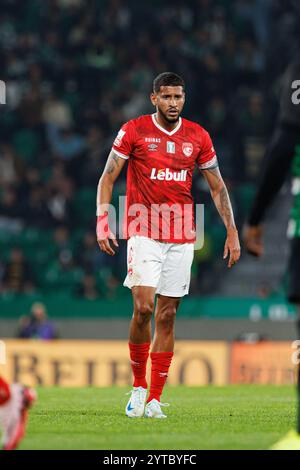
150 92 157 107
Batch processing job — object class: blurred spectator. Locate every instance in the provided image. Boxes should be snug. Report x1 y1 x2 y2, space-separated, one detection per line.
106 274 124 300
54 226 73 265
47 177 74 226
0 187 23 220
17 302 57 339
1 248 35 294
47 124 86 161
239 92 270 179
75 273 101 300
18 167 42 201
18 87 43 129
0 144 21 188
77 230 105 272
81 126 105 185
25 184 54 229
42 90 73 128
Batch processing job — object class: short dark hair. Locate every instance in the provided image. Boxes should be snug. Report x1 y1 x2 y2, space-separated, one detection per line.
153 72 185 93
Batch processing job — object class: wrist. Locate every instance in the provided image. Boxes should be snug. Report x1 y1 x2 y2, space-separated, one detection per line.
97 211 108 221
226 225 237 233
96 212 109 239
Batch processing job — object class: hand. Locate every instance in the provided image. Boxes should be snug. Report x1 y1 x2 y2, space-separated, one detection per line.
243 225 263 257
223 227 241 268
96 213 119 256
97 231 119 256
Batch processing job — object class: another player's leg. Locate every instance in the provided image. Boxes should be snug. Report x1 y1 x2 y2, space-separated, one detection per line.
0 376 36 450
126 286 156 418
144 295 180 419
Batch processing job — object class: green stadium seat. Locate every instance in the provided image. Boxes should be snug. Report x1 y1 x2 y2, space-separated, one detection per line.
12 129 41 164
72 187 96 225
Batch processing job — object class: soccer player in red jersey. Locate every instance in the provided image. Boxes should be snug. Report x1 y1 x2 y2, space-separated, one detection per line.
96 72 240 418
0 376 36 449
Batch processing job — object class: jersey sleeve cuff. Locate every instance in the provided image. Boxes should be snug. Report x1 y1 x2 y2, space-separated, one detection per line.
199 155 218 170
112 148 129 160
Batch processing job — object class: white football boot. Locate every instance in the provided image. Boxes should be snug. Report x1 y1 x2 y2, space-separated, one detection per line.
125 387 147 418
144 398 169 418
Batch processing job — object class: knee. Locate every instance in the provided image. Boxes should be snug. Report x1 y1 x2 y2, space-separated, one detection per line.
134 300 154 326
156 307 177 329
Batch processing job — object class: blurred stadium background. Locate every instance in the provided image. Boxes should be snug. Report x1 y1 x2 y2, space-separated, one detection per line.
0 0 299 391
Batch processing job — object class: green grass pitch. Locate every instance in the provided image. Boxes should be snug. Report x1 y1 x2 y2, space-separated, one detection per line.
19 385 296 450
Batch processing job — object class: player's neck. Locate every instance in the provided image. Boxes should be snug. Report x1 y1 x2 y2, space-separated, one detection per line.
154 112 179 132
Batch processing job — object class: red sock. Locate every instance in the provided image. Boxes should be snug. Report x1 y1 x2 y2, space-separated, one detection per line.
0 377 11 405
147 351 174 403
129 342 150 389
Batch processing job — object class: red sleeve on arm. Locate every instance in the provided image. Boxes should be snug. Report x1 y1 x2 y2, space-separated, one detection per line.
196 129 218 170
112 120 136 160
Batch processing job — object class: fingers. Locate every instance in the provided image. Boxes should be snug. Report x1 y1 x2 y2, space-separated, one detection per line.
228 247 241 268
97 230 119 256
110 234 119 248
228 250 234 268
225 229 241 267
98 238 116 256
223 243 229 260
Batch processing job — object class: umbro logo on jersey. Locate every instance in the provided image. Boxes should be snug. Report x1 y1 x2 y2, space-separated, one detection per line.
148 143 158 151
150 168 187 181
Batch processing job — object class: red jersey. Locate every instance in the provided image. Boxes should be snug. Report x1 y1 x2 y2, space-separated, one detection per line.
112 113 217 243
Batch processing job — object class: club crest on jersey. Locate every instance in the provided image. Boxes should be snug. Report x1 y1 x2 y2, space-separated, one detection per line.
182 142 193 157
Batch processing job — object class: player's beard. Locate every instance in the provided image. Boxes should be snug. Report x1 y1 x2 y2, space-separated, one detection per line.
157 106 181 124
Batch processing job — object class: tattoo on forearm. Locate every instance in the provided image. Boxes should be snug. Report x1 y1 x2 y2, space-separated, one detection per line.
218 187 234 227
96 151 121 214
211 185 235 229
202 166 235 228
105 153 120 174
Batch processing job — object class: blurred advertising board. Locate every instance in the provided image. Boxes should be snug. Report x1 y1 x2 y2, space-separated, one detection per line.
0 340 229 387
230 342 297 385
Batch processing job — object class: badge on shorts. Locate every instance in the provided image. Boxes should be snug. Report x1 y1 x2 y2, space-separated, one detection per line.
128 246 134 276
182 142 193 157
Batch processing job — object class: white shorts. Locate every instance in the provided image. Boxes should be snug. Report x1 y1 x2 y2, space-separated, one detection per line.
123 236 194 297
